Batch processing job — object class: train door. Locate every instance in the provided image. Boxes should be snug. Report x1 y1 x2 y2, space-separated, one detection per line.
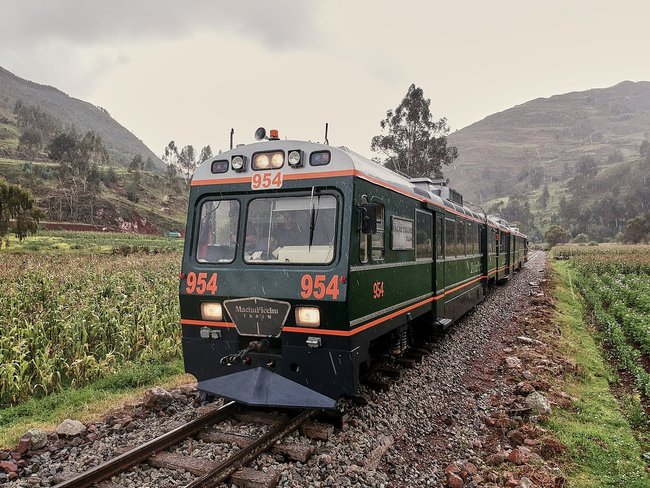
435 214 444 296
504 233 511 275
495 230 500 280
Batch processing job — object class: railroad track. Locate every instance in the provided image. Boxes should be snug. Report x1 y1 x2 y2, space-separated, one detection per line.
53 402 323 488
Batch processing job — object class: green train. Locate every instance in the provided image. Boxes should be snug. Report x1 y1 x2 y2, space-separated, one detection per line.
179 129 527 409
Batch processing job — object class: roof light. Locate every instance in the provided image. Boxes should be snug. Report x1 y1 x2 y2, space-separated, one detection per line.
211 160 229 174
231 155 245 172
309 151 331 166
253 151 284 170
269 129 279 140
288 150 302 167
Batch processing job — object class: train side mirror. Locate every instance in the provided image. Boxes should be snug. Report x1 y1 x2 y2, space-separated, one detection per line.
358 204 377 234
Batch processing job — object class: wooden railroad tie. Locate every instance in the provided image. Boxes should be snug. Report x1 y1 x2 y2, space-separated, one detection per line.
198 431 315 462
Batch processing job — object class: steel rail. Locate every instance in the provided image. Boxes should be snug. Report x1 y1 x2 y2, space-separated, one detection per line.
186 408 316 488
53 401 237 488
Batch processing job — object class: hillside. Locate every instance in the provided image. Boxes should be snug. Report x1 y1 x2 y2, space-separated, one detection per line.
0 66 162 169
447 81 650 203
0 156 187 233
445 81 650 241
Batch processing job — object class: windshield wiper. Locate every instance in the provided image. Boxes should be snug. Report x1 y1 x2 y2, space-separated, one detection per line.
308 187 316 251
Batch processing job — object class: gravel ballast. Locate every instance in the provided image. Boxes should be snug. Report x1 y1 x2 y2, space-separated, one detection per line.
2 252 551 487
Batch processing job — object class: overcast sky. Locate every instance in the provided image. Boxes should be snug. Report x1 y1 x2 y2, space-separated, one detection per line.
2 1 650 158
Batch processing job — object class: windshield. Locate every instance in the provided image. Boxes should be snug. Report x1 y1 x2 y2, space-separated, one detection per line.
244 195 337 264
196 199 240 263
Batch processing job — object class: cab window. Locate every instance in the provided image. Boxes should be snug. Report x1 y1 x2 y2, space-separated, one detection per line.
196 199 240 263
244 195 337 264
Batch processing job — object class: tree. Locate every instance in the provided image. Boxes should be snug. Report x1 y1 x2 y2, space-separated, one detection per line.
371 84 458 178
571 233 589 243
18 129 42 154
621 213 650 244
129 154 143 173
163 141 179 168
199 145 213 164
165 163 177 180
544 225 570 247
178 144 197 181
575 155 599 179
537 185 550 209
45 130 110 222
0 178 43 241
46 132 78 161
145 156 155 171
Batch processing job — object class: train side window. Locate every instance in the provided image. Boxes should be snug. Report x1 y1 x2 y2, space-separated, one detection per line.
415 210 433 259
457 219 466 256
359 233 368 263
467 222 473 254
436 215 444 259
371 205 385 261
445 218 455 257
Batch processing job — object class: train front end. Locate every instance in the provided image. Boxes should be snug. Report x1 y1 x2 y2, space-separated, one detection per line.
179 137 358 409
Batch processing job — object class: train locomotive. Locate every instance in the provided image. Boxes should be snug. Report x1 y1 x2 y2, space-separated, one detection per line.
179 129 527 409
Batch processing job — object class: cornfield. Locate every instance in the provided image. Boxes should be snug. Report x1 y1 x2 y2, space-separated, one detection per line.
0 253 181 405
554 245 650 398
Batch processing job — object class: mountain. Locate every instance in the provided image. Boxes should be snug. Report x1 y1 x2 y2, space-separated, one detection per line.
0 66 162 168
0 66 187 233
447 81 650 204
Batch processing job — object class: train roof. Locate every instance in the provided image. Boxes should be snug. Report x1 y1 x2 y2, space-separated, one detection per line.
191 139 526 238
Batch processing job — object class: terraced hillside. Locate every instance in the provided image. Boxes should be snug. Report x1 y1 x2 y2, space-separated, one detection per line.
447 81 650 204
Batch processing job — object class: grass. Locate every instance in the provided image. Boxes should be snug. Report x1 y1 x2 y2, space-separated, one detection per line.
0 123 19 150
0 359 189 448
547 260 649 487
0 230 183 253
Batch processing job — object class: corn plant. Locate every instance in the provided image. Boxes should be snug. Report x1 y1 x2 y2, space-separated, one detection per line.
0 253 182 405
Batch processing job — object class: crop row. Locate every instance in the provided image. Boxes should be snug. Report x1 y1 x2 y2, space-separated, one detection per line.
574 272 650 397
559 245 650 399
0 253 182 405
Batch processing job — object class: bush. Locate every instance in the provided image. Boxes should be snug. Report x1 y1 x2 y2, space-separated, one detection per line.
572 233 589 244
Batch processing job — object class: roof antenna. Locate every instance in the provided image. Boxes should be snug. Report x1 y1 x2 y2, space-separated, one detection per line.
230 128 234 150
324 122 329 145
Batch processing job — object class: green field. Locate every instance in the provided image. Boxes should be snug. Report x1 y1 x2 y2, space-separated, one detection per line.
1 229 184 254
0 250 183 406
550 245 650 486
554 245 650 397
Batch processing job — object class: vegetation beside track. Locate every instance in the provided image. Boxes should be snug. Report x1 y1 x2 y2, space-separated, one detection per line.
0 251 183 406
0 230 183 254
0 361 189 449
549 246 650 486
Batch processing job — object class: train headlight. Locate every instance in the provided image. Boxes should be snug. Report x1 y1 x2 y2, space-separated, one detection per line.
295 306 320 327
253 151 284 170
231 155 245 172
288 150 302 167
201 302 223 321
